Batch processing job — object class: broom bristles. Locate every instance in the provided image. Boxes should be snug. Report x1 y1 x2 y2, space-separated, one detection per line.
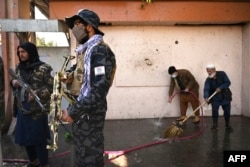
163 124 183 138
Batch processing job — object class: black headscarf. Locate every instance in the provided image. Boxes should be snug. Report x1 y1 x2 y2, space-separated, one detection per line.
17 42 44 82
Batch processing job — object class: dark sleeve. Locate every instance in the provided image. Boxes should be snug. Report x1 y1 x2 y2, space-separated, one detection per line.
9 65 19 89
217 71 231 90
0 57 4 90
203 78 211 99
33 64 54 105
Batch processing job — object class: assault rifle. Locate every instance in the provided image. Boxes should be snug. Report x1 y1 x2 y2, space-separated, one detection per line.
47 55 75 151
9 68 46 111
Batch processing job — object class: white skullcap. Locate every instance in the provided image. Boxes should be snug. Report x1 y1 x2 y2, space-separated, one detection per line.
206 64 215 69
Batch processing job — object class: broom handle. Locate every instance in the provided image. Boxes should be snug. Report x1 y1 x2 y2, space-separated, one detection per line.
181 91 217 124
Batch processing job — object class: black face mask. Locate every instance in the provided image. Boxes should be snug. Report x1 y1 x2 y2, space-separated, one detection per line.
72 26 89 44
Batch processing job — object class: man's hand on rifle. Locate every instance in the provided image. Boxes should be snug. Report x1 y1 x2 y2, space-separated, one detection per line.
59 72 73 84
28 91 37 103
12 79 21 88
61 109 73 123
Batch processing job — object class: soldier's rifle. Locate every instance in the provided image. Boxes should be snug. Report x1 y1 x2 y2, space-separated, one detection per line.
8 68 46 112
47 55 75 151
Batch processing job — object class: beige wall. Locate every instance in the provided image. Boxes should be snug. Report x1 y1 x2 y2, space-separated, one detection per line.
35 24 245 120
102 25 242 119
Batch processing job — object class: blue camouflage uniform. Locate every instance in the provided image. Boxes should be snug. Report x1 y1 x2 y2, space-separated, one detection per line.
0 57 5 130
67 34 116 167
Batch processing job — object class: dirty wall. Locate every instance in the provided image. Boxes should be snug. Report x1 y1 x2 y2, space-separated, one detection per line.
100 25 242 119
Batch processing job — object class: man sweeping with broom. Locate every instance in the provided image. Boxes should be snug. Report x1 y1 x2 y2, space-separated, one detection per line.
204 64 233 132
167 66 200 124
164 66 217 138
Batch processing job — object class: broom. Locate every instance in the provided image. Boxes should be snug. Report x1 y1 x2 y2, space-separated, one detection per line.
163 91 217 138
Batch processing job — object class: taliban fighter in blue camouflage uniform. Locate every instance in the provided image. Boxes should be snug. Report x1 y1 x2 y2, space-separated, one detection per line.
0 57 5 131
10 42 53 167
61 9 116 167
0 56 5 166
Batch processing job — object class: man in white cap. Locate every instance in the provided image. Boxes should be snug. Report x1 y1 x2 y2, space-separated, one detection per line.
204 64 233 131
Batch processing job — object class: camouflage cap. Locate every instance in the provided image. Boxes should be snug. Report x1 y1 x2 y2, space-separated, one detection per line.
65 9 104 36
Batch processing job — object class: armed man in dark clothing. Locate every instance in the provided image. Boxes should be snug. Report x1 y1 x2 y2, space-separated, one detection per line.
0 56 5 165
204 64 233 131
61 9 116 167
0 57 5 130
10 42 53 167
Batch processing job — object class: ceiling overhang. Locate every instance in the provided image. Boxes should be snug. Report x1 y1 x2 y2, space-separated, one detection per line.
0 19 68 32
33 0 49 18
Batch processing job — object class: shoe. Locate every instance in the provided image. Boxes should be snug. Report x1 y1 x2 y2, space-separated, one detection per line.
176 116 187 121
211 125 218 131
226 125 233 132
193 116 200 123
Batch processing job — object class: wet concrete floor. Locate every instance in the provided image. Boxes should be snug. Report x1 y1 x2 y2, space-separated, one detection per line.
1 115 250 167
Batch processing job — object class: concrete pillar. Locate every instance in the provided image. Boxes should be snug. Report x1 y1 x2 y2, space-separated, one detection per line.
0 0 31 133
